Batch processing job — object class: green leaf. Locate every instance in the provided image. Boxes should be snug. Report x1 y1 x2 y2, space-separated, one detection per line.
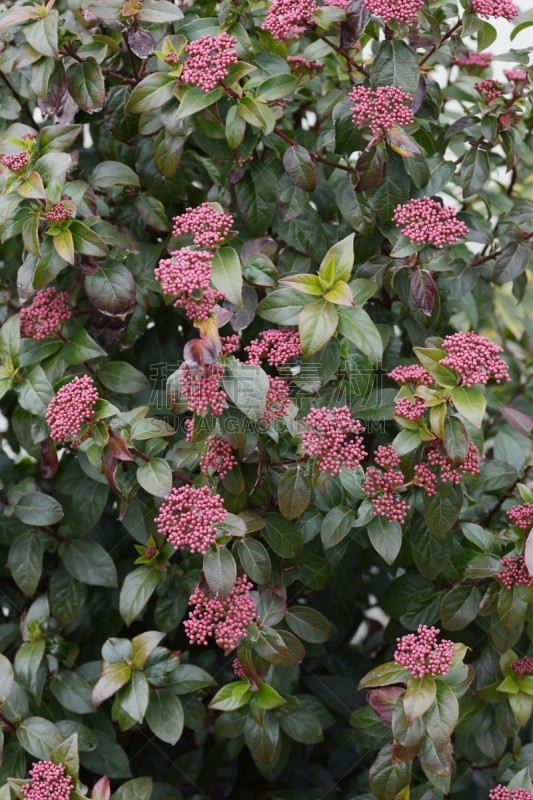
254 628 305 668
358 661 409 689
209 681 252 711
403 676 437 724
280 709 324 744
175 86 223 120
337 306 382 364
371 40 420 95
63 325 107 364
145 691 184 745
367 516 403 565
125 72 176 114
278 468 311 520
54 229 75 264
136 458 172 497
424 681 459 747
67 57 105 113
0 653 14 702
278 273 323 295
98 361 150 394
50 671 94 715
256 73 297 102
451 386 486 428
211 247 243 307
256 287 309 324
319 234 355 284
59 540 118 587
16 365 54 415
17 717 62 760
15 492 63 526
461 147 490 198
440 585 481 631
24 12 59 58
131 631 166 669
423 483 463 538
236 539 272 585
324 280 354 306
8 530 43 597
244 715 280 770
282 145 317 192
93 663 132 707
321 507 356 549
262 513 304 558
119 567 161 625
285 606 332 643
299 299 338 359
443 415 469 464
50 734 79 783
203 547 237 599
113 779 152 800
92 162 140 189
85 264 135 315
70 221 108 258
222 359 269 423
369 743 411 798
118 671 149 724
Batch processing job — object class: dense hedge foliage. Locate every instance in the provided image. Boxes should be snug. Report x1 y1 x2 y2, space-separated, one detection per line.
0 0 532 798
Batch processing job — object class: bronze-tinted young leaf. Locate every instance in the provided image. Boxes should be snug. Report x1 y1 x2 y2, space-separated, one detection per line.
67 57 105 113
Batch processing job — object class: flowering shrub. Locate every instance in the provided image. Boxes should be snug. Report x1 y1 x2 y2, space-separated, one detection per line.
0 0 532 799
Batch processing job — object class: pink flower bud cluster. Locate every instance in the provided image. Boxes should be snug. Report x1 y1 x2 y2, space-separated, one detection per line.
22 761 73 800
20 288 72 340
155 485 227 554
440 331 510 386
475 78 504 102
490 788 533 800
262 376 291 425
394 396 426 422
181 34 238 92
413 463 438 496
323 0 348 6
45 203 73 223
165 53 180 65
349 85 414 134
504 69 528 82
456 51 493 68
287 56 325 76
471 0 518 20
200 434 237 478
374 444 400 470
394 624 455 678
363 0 423 23
363 466 409 523
45 375 99 443
232 657 246 677
221 335 240 356
245 328 302 367
496 555 533 590
180 363 227 416
21 132 37 141
184 574 258 651
155 248 224 321
388 364 434 386
1 151 29 172
508 503 533 531
172 203 234 249
427 441 482 483
262 0 317 40
393 198 469 247
510 657 533 678
301 406 367 475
